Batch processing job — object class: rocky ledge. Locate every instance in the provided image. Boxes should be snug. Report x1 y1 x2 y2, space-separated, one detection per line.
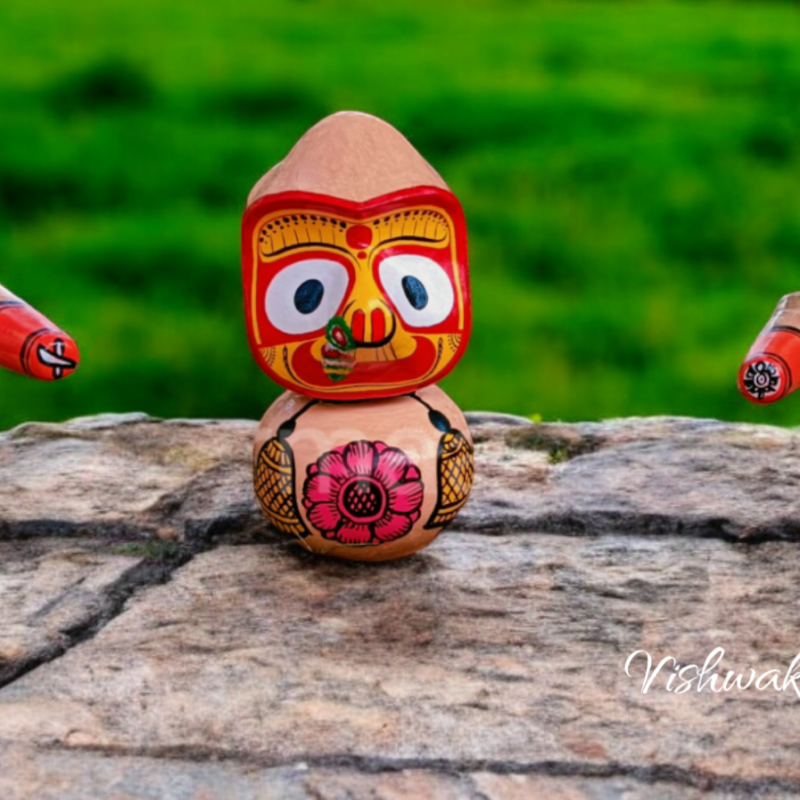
1 412 800 799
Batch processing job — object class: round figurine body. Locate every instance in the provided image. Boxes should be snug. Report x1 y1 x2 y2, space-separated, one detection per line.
253 384 473 561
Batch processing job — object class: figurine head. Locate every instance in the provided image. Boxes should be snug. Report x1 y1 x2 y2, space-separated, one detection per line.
241 112 471 401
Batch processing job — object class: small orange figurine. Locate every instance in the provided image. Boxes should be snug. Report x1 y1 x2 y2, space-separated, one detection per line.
738 294 800 405
243 112 474 560
0 283 79 381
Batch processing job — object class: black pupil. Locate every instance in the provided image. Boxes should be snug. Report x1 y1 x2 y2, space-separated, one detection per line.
401 275 428 310
294 279 324 314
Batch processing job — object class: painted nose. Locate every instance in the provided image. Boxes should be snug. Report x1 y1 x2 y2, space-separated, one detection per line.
349 307 392 345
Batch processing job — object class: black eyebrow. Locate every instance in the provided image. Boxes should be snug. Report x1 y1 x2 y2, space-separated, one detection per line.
379 234 448 246
260 242 352 258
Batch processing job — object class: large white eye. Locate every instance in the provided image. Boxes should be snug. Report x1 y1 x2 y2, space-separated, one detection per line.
265 259 349 335
379 254 455 328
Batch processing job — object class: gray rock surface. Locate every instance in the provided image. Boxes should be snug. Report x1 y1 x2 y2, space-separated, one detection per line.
0 538 148 686
2 412 800 799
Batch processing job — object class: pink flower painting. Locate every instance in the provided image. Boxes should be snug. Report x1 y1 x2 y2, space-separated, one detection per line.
302 440 424 545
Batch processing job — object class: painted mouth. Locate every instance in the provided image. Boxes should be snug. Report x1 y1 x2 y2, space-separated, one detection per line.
351 314 397 349
291 335 439 393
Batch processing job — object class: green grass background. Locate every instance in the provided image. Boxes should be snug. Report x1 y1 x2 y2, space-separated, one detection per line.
2 0 800 428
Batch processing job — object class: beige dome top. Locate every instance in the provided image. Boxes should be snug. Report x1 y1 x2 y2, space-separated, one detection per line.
246 111 449 208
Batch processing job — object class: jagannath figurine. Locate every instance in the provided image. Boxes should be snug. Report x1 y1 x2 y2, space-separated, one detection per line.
738 294 800 405
0 283 78 380
242 111 474 560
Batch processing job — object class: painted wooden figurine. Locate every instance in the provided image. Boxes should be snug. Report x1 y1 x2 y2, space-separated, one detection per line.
0 283 78 380
738 294 800 405
242 111 474 560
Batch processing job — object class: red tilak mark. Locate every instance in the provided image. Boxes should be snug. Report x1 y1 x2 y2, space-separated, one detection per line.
371 309 385 342
346 225 373 251
357 251 367 260
351 310 365 342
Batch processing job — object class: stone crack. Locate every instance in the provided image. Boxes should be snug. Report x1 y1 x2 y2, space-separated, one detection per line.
32 746 800 795
0 542 198 690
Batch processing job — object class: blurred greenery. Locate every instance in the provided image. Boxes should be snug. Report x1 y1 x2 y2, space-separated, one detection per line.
2 0 800 428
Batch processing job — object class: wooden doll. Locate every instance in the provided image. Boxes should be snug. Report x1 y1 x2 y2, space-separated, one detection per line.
0 283 78 380
738 294 800 405
242 111 474 560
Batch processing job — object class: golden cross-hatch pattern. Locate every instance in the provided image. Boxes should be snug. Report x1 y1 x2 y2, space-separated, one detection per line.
256 430 474 538
254 438 307 538
427 431 474 527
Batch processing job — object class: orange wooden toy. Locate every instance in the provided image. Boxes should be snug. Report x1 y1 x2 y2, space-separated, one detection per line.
243 112 474 560
0 283 78 381
738 294 800 405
